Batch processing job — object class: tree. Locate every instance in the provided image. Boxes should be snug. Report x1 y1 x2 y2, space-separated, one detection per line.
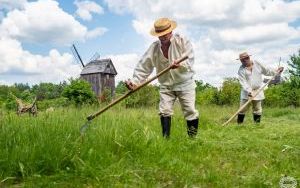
265 50 300 107
115 81 127 94
62 79 96 106
0 85 10 104
14 83 30 92
31 82 66 100
288 50 300 77
283 49 300 107
195 80 213 92
196 87 218 105
287 50 300 88
218 78 240 105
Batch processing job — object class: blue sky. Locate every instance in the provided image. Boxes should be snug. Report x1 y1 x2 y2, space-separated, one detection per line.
0 0 299 86
23 0 145 60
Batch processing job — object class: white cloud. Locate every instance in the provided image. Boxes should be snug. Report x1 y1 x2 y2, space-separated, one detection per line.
105 0 300 26
0 0 86 44
0 0 27 22
1 0 299 86
74 0 104 21
0 37 81 84
104 0 241 26
0 0 107 84
103 53 140 82
104 0 300 86
0 0 108 85
218 23 300 44
0 0 107 45
240 0 300 25
86 27 108 39
0 0 27 11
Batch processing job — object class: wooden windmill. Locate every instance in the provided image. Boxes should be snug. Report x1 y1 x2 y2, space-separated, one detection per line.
71 44 117 97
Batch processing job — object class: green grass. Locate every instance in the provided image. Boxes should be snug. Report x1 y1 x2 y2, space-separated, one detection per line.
0 104 299 187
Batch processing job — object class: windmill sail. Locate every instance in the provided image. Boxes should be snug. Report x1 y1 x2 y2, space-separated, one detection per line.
71 44 85 68
89 52 100 62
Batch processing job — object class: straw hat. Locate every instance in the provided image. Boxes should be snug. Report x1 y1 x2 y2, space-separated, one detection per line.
150 18 177 37
236 52 252 60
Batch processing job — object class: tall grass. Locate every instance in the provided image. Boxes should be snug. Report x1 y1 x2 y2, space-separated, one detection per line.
0 105 299 187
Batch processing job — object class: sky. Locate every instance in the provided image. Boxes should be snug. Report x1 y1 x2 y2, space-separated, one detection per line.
0 0 299 87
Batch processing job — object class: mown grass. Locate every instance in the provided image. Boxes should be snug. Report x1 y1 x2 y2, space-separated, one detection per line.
0 104 299 187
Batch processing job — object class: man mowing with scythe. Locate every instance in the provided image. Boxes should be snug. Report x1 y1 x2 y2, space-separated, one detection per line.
236 52 284 124
125 18 199 138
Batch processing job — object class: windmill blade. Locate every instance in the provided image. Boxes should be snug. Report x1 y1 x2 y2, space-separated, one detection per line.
89 52 100 62
71 44 85 68
70 46 81 67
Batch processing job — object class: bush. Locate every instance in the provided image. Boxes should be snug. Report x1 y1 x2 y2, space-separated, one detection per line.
4 94 17 110
195 80 213 92
264 84 285 107
279 81 300 107
37 97 70 110
115 81 127 95
217 78 240 105
196 87 218 105
257 81 300 107
20 90 34 101
123 85 159 108
31 82 67 100
62 79 96 106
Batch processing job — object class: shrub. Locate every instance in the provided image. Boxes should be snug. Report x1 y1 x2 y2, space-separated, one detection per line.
4 94 17 110
62 79 96 106
196 87 218 105
37 97 70 110
217 78 240 105
264 84 285 107
123 85 159 108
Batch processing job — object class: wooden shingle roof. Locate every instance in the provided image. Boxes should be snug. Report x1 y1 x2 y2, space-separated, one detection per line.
80 58 117 75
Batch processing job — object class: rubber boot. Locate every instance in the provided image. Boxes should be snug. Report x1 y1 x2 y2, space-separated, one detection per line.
187 118 199 137
160 116 171 138
237 114 245 124
253 114 261 123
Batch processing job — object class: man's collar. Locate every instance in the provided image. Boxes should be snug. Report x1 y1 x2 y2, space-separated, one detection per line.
158 33 175 45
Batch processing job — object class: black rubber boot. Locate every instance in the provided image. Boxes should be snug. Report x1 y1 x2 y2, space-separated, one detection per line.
160 116 171 138
187 118 199 137
237 114 245 124
253 114 261 123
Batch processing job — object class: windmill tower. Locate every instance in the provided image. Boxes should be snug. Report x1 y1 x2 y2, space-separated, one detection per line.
71 44 117 97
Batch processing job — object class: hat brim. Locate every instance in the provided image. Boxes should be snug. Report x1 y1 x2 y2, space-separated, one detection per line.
236 54 252 60
150 21 177 37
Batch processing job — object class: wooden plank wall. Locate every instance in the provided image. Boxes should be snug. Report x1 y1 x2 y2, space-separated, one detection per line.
81 73 115 97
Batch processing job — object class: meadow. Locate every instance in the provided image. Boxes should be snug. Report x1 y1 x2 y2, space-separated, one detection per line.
0 104 299 187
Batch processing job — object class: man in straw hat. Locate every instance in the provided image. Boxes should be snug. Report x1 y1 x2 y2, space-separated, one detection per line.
125 17 199 138
236 52 284 124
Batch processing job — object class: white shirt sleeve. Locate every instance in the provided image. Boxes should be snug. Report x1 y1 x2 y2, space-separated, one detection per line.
131 45 155 85
256 61 277 76
179 36 194 71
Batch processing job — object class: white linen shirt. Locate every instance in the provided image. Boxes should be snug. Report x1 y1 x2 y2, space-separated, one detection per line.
131 33 195 91
238 60 277 100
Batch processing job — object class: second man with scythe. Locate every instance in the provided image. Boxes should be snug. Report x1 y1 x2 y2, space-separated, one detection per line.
236 52 284 124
